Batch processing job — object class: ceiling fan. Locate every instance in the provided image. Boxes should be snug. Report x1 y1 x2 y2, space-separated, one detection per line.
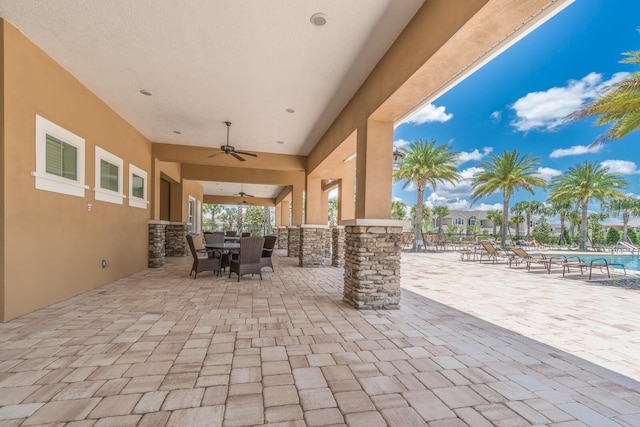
233 183 254 198
208 121 258 162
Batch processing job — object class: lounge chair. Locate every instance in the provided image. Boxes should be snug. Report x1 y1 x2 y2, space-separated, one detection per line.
229 236 265 281
510 247 549 270
560 257 626 279
478 241 509 264
186 235 221 278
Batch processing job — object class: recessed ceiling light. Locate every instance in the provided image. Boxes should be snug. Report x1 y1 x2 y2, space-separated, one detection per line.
173 130 181 134
310 13 327 26
276 140 284 145
286 108 295 113
140 89 153 96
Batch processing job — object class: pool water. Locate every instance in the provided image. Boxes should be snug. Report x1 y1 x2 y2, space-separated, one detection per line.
555 254 640 271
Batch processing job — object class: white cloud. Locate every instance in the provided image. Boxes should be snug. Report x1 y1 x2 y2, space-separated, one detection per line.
401 103 453 125
510 72 629 132
535 167 563 181
394 138 410 148
600 160 640 175
491 111 502 122
423 192 503 211
549 144 603 158
457 147 493 165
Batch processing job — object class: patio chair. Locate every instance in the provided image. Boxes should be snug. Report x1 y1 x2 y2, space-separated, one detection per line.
260 235 278 271
241 232 251 237
229 236 265 281
186 235 221 278
204 232 229 271
478 241 509 264
225 230 237 237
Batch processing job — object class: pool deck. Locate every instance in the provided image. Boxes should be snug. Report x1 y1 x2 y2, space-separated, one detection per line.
0 250 639 426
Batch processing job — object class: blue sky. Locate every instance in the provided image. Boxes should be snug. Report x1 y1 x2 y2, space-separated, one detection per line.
393 0 640 214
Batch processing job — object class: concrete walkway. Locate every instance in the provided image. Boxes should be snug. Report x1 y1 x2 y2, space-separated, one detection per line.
0 251 638 426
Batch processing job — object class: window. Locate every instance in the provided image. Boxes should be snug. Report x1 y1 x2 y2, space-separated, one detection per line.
34 114 86 197
94 147 124 204
128 164 148 209
468 218 476 226
454 217 465 226
187 196 196 233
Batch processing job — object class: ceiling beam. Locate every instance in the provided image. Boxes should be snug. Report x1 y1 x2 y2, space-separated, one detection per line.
203 195 274 206
181 164 305 187
274 186 293 205
153 143 306 171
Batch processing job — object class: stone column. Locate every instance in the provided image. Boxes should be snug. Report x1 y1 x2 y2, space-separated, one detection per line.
277 227 289 250
325 229 332 258
287 226 300 257
331 226 345 267
148 221 167 268
165 223 188 257
342 220 406 310
300 226 328 267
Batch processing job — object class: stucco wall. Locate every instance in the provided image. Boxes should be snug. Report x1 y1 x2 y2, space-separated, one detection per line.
1 20 152 321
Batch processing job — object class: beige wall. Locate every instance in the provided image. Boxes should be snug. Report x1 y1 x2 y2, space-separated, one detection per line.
1 20 152 321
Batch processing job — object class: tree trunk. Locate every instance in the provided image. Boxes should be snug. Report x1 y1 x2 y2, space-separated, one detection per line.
236 205 243 231
580 200 588 251
525 213 531 240
559 215 566 245
414 184 425 252
623 211 629 242
501 195 509 247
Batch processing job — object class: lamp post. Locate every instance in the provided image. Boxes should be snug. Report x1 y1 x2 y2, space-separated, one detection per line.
392 146 404 171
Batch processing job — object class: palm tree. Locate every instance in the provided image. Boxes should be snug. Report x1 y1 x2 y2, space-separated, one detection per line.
565 50 640 145
432 205 450 236
512 200 543 240
328 199 338 226
393 139 460 251
549 161 628 250
221 207 236 231
236 204 243 231
391 200 408 220
486 209 502 238
603 196 640 243
567 210 581 242
471 150 547 247
548 199 574 245
510 213 525 240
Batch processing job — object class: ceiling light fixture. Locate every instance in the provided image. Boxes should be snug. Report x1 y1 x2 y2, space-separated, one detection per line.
343 152 356 163
310 13 327 26
286 108 295 114
139 89 152 96
173 130 181 134
276 140 284 145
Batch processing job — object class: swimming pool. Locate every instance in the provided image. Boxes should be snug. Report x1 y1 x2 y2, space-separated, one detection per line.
554 254 640 271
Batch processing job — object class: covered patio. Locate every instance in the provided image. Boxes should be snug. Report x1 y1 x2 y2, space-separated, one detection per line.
1 252 639 426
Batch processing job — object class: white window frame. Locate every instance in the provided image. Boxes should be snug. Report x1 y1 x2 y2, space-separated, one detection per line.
94 146 124 204
187 196 196 233
34 114 87 197
197 200 202 234
128 163 148 209
454 217 465 226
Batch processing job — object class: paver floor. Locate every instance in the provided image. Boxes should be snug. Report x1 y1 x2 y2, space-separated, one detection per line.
0 250 639 426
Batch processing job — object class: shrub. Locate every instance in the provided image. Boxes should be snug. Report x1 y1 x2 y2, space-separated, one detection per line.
627 228 639 244
605 228 621 245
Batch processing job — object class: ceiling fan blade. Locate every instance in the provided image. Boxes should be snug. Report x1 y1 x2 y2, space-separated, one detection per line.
231 152 245 162
208 151 223 158
234 151 257 157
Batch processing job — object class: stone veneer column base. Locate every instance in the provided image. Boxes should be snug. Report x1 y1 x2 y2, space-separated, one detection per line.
287 226 300 257
300 225 328 267
342 220 408 310
148 221 167 268
277 227 289 249
165 223 188 257
331 226 345 267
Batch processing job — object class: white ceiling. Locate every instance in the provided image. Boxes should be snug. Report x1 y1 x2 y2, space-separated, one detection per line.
0 0 423 155
0 0 423 200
